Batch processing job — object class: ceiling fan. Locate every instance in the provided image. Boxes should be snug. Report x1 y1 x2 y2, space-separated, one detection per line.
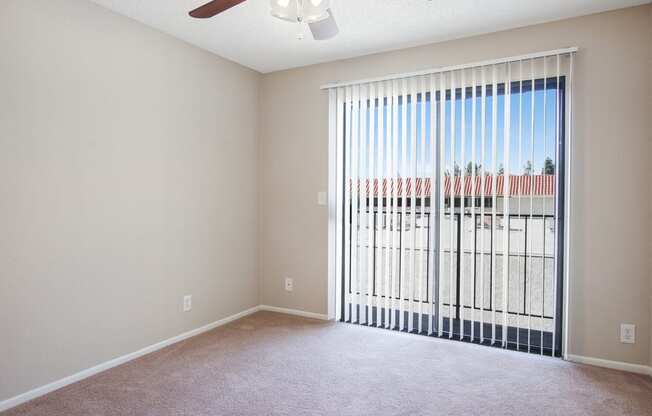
189 0 339 40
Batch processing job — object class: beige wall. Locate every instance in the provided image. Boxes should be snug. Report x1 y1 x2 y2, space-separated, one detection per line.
259 5 652 366
0 0 260 400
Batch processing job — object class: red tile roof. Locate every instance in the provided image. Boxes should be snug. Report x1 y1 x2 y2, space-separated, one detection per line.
351 175 555 197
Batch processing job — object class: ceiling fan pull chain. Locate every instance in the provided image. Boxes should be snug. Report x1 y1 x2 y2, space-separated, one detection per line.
296 0 304 23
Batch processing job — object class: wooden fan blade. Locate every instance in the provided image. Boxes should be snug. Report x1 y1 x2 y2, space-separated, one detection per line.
189 0 247 18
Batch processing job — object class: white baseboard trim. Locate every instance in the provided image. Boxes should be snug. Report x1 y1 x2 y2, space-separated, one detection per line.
18 306 650 413
0 305 330 412
566 354 652 376
258 305 329 321
0 306 260 412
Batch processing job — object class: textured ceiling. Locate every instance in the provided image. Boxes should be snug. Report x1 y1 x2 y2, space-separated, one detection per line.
90 0 649 73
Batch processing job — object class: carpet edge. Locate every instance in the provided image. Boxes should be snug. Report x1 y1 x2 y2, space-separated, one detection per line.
0 305 261 412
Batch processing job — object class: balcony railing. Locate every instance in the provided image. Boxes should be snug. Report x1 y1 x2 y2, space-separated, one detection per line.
345 202 560 355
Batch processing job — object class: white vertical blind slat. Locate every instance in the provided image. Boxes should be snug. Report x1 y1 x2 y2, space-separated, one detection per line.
418 76 427 334
367 83 376 326
449 70 456 339
428 74 437 336
502 63 512 347
360 84 369 325
390 80 400 329
490 64 498 345
334 88 345 321
527 59 535 351
540 57 547 355
387 82 394 328
552 55 561 353
470 68 477 342
399 79 408 331
343 86 352 323
438 73 446 338
351 85 360 324
516 61 523 349
408 77 418 333
460 70 466 341
563 53 574 358
480 66 487 343
377 81 387 328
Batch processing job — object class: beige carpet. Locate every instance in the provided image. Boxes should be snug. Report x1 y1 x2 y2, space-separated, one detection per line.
3 311 652 416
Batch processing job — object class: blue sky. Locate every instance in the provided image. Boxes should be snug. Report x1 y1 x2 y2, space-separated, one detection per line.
349 78 564 178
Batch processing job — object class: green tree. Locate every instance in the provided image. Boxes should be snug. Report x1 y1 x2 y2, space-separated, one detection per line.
523 160 533 175
542 157 555 174
465 162 482 176
453 163 461 176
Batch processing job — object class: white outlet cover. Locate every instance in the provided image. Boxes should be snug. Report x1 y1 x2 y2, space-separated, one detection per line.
285 277 293 292
620 323 635 344
183 295 192 312
317 191 327 206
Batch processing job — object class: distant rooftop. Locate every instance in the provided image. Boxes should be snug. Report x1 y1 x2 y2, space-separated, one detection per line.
353 175 555 198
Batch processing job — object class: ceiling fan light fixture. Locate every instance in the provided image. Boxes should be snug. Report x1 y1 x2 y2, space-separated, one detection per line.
270 0 330 24
302 0 330 22
270 0 297 22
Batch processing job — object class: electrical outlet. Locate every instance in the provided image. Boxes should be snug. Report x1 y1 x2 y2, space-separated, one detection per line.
317 191 327 206
183 295 192 312
620 323 635 344
284 277 293 292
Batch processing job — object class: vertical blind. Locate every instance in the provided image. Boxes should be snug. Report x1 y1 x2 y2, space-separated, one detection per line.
327 49 575 356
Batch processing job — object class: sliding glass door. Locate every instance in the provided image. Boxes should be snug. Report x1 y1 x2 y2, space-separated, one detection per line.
329 52 573 357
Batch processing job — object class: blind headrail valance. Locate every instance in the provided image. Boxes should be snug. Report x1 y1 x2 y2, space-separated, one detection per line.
320 47 577 90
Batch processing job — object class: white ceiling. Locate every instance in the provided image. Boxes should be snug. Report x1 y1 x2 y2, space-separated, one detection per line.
90 0 648 73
